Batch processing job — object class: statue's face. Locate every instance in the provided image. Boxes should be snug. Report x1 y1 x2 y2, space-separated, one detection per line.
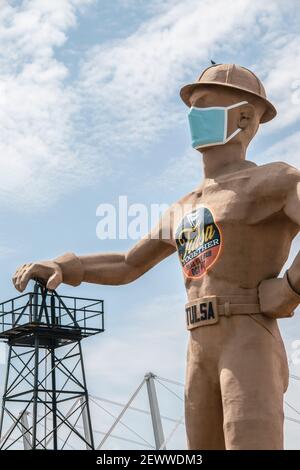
188 85 261 152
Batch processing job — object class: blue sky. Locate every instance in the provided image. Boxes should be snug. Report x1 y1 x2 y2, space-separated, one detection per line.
1 0 300 449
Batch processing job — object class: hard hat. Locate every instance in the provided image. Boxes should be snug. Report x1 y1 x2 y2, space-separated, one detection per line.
180 63 277 123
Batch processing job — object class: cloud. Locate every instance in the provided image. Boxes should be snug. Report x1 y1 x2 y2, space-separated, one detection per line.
0 0 98 211
260 130 300 167
257 31 300 134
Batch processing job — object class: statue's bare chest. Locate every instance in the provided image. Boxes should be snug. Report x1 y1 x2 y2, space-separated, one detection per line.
173 169 287 279
199 174 284 225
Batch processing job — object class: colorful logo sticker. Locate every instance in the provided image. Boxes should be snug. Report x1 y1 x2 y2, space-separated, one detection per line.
175 206 222 278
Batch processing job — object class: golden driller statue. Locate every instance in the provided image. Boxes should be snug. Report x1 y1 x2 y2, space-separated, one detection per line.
13 64 300 450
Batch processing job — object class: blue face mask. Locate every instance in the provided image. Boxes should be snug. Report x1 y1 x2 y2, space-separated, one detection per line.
188 101 248 149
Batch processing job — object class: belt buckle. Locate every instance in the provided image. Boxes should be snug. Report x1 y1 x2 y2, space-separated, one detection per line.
185 295 219 330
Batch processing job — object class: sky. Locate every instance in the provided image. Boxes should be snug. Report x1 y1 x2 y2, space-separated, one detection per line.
0 0 300 449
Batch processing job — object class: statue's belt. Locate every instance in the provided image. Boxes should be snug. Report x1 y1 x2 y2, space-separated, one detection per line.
185 294 261 330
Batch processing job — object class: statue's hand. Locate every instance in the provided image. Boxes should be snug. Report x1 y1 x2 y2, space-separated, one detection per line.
258 272 300 319
12 261 63 292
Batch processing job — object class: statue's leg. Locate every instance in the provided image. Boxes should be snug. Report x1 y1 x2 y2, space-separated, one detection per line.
219 314 289 450
184 328 226 450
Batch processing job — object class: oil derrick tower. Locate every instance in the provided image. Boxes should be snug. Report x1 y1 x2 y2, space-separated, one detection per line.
0 281 104 450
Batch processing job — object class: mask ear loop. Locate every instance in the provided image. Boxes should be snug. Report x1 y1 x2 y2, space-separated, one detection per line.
224 101 248 143
227 100 248 110
224 126 243 143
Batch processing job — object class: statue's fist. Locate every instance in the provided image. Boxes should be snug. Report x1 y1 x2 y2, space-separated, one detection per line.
12 261 63 292
258 271 300 319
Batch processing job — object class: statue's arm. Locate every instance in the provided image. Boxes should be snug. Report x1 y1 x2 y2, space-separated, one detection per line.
283 174 300 292
12 208 176 292
78 236 175 286
258 166 300 318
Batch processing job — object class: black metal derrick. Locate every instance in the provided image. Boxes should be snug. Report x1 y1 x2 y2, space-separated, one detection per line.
0 280 104 450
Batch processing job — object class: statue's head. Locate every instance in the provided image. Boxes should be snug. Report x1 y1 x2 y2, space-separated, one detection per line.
180 64 276 153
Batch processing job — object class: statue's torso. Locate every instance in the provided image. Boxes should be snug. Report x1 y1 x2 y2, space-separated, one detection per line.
171 162 300 300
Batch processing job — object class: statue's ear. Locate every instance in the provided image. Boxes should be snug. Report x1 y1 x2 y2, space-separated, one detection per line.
238 104 255 129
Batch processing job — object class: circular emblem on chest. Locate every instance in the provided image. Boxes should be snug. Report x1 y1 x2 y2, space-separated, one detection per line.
175 206 222 278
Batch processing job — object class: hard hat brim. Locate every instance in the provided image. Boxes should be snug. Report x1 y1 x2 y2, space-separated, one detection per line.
180 81 277 123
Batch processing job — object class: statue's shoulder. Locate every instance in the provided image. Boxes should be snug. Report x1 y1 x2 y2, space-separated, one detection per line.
255 161 299 176
250 161 300 198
